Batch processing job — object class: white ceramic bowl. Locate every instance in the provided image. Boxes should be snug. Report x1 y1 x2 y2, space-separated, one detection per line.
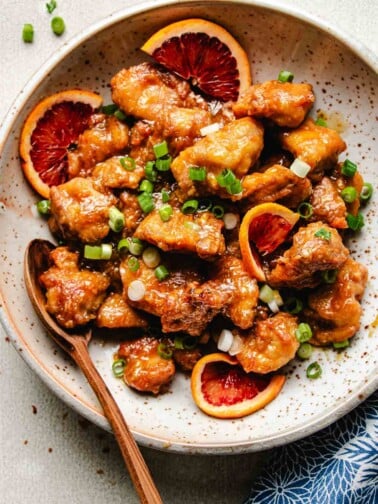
0 0 377 454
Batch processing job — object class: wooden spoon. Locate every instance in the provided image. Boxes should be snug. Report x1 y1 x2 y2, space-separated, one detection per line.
24 239 162 504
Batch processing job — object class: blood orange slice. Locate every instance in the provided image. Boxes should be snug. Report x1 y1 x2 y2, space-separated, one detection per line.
191 353 285 419
239 202 300 281
141 18 251 102
19 89 103 198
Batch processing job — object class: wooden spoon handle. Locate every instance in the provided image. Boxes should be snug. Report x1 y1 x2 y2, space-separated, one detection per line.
71 338 163 504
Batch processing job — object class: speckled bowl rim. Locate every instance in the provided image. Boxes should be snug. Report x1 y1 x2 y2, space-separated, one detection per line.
1 0 377 454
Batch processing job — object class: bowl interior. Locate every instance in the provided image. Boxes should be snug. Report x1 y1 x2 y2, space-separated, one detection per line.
0 0 377 454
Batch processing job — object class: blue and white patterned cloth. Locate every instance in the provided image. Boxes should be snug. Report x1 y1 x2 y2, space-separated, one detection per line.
245 390 378 504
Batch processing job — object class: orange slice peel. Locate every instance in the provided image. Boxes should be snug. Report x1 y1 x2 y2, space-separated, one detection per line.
239 202 300 281
19 89 103 198
191 352 285 419
141 18 252 102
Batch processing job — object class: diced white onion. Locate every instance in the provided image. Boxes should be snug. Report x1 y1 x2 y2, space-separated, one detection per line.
142 246 161 268
268 299 280 313
217 329 234 352
290 158 311 178
200 122 221 136
223 212 239 230
229 334 243 356
127 280 146 301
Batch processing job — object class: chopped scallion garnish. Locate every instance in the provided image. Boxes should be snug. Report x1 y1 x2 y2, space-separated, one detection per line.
120 156 136 171
127 256 140 272
340 186 357 203
297 342 313 360
36 199 51 215
153 141 169 159
315 117 327 127
101 103 118 115
282 296 303 314
142 247 160 268
333 340 350 349
161 189 170 203
314 228 331 241
114 109 127 121
139 179 154 193
22 23 34 43
346 212 364 231
157 342 173 360
137 192 155 214
197 198 212 212
155 156 172 171
117 238 130 252
112 358 126 378
46 1 57 14
212 205 225 219
277 70 294 83
341 159 357 177
306 361 322 379
159 204 173 222
145 161 157 182
321 269 338 284
84 244 112 260
128 238 144 256
51 16 65 36
360 182 373 202
108 206 125 233
297 202 313 219
155 264 169 281
189 166 207 182
182 199 199 214
295 323 313 343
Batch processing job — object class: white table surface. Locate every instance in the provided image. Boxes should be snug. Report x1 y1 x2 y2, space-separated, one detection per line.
0 1 376 503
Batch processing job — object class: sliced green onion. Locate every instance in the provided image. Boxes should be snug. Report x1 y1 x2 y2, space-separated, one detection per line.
197 198 212 212
36 199 51 215
333 340 350 349
108 206 125 233
306 361 322 379
84 244 112 260
51 16 65 36
112 358 126 378
295 323 313 343
46 0 57 14
360 182 373 202
159 204 173 222
297 342 313 360
142 247 161 268
315 117 327 127
290 158 311 178
314 228 331 241
155 156 172 171
120 156 136 171
139 179 154 193
101 104 118 115
161 189 170 203
297 202 313 219
216 169 242 195
114 109 127 121
212 205 225 219
137 192 155 214
346 212 364 231
127 279 145 301
277 70 294 83
128 237 144 256
22 23 34 43
174 335 197 350
117 238 130 252
127 256 140 272
157 342 173 360
321 269 338 284
340 186 358 203
153 141 169 159
341 159 357 177
223 212 238 230
155 264 169 281
145 161 157 182
189 166 207 182
282 296 303 314
182 199 199 214
259 284 275 304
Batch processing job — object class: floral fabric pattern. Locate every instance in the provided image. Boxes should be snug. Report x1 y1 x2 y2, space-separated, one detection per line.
245 391 378 504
